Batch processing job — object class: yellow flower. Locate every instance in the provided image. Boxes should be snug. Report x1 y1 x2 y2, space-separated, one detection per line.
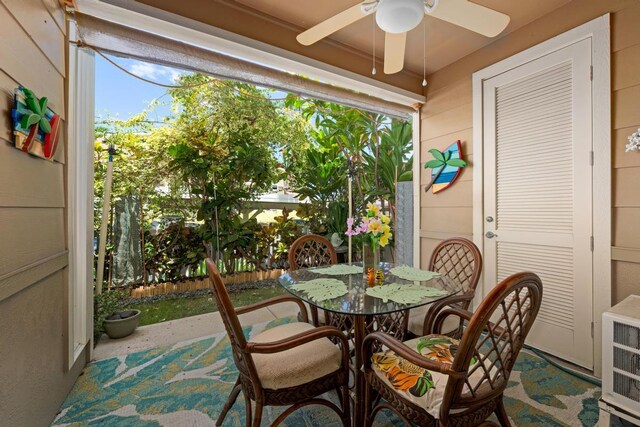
367 202 381 215
368 219 382 235
380 214 391 224
382 224 391 234
380 233 390 247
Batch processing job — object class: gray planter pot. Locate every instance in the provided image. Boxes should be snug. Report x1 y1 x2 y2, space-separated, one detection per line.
103 309 141 339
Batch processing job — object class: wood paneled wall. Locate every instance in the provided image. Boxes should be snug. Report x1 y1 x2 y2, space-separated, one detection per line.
419 0 640 304
0 1 87 425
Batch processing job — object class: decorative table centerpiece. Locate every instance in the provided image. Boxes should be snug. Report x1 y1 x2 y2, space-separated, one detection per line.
346 202 393 286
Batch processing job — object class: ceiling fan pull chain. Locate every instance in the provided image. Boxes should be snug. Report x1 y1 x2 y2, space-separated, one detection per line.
422 18 427 86
372 13 377 75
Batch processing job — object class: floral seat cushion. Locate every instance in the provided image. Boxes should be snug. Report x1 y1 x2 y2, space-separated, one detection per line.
371 334 487 419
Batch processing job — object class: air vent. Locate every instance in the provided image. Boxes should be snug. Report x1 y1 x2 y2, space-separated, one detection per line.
603 296 640 423
614 347 640 376
613 371 640 402
614 321 640 349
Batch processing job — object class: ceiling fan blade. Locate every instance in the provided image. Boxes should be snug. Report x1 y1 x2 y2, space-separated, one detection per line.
384 31 407 74
297 3 369 46
428 0 510 37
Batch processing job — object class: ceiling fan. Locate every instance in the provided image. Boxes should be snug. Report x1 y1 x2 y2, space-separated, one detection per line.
296 0 510 75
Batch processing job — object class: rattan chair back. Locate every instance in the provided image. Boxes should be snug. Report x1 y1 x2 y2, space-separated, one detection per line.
206 258 352 427
442 272 543 414
205 259 259 390
429 238 482 307
288 234 337 270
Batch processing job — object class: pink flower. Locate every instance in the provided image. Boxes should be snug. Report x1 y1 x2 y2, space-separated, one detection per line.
345 217 361 237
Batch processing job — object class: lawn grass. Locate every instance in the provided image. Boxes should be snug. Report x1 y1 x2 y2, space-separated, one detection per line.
125 285 288 326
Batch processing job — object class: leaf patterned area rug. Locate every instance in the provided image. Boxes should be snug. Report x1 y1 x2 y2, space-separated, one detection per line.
53 317 601 427
290 278 348 302
308 264 363 275
366 284 449 304
389 265 441 281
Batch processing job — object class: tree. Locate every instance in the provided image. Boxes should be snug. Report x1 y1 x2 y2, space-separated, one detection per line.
94 112 191 230
282 95 412 232
165 75 310 273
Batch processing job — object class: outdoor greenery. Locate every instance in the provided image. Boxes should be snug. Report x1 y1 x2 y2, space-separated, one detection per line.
283 96 413 234
123 285 287 326
94 289 127 341
94 73 413 291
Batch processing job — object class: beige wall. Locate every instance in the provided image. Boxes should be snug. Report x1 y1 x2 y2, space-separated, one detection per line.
0 0 87 425
419 0 640 304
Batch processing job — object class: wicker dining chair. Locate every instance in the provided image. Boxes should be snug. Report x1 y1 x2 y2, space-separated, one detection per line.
408 238 482 337
363 272 543 427
206 259 351 427
288 234 338 326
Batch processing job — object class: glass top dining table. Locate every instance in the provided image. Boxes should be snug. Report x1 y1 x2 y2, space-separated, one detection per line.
278 262 462 426
278 262 463 316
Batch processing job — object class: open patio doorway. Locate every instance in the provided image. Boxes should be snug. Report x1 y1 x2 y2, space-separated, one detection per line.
68 5 423 356
85 53 416 339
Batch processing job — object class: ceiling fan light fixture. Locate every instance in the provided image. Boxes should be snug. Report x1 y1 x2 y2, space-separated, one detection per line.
375 0 424 34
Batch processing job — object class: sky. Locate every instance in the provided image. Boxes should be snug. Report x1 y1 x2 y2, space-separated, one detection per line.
95 54 290 123
95 54 184 122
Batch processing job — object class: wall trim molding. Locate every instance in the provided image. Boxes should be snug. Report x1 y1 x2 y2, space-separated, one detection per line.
472 14 611 377
612 246 640 263
420 230 473 240
0 251 69 302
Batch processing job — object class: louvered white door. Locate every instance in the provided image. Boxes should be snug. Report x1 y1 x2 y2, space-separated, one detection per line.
482 39 593 368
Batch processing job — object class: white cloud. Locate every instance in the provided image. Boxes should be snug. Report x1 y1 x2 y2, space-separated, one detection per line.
128 60 184 83
169 70 183 83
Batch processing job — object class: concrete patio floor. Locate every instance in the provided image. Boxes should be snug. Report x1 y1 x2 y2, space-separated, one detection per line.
93 298 598 384
61 301 604 427
93 299 303 360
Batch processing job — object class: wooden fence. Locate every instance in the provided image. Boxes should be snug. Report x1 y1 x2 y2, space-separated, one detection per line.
128 269 285 298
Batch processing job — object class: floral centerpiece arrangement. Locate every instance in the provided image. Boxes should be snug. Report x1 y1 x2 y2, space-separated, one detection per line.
346 203 393 285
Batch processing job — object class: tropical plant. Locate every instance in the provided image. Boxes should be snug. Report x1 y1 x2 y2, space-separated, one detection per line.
423 148 468 192
255 208 302 269
363 120 413 220
144 221 207 282
94 112 190 231
283 95 412 232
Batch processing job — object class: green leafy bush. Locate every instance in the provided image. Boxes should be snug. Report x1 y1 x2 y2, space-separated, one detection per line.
94 290 127 342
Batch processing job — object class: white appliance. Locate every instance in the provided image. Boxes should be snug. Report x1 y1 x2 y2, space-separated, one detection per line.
600 295 640 426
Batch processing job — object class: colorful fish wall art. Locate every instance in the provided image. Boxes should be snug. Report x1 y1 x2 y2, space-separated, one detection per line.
424 140 467 194
11 86 61 161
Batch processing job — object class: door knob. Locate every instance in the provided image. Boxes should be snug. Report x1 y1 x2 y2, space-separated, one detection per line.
485 231 497 239
486 216 494 222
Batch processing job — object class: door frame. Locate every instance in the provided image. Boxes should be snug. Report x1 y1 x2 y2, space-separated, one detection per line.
471 15 611 377
67 24 96 367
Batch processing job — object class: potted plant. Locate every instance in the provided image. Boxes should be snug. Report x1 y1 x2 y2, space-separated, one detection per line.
94 289 141 340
